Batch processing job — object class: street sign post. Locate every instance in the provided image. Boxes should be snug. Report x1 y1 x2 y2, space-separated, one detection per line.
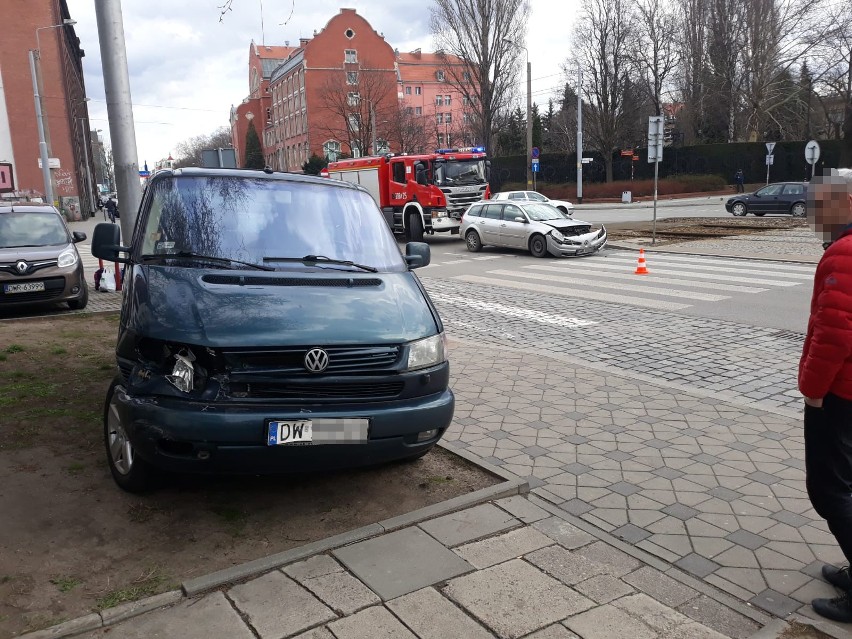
531 158 539 190
805 140 821 180
648 116 664 245
764 142 776 185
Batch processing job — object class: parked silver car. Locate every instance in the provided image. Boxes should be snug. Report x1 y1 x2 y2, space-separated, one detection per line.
461 200 606 257
490 190 574 215
0 204 88 310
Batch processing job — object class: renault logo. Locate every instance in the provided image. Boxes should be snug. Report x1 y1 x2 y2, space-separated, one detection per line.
304 348 330 373
15 260 28 274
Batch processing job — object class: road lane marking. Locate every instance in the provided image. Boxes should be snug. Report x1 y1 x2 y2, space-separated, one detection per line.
521 264 768 294
430 294 596 327
599 256 814 280
485 269 728 301
609 252 818 273
453 275 693 311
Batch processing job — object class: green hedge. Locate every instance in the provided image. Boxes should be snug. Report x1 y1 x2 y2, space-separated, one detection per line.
489 140 845 191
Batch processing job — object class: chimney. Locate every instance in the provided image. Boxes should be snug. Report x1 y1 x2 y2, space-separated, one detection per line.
285 40 290 46
300 37 309 46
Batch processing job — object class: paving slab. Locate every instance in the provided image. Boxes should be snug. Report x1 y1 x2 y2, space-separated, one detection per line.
623 566 699 607
386 587 495 639
525 545 610 586
454 526 555 569
78 592 253 639
283 556 381 615
419 503 519 547
333 526 473 600
676 594 762 639
443 559 594 639
562 604 658 639
495 495 551 523
228 571 336 639
326 605 417 639
524 626 581 639
532 515 597 549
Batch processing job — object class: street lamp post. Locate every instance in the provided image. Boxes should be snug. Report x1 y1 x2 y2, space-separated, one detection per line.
503 38 532 189
30 19 76 206
576 62 583 204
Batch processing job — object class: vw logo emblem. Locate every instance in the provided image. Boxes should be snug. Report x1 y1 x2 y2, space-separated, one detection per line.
304 348 330 373
15 260 28 274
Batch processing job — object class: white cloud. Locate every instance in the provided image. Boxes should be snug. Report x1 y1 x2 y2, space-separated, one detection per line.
67 0 580 166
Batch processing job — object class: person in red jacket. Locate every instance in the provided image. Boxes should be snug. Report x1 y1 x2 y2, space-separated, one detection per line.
799 167 852 622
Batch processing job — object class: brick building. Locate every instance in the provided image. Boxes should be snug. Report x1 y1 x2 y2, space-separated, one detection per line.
230 8 477 171
0 0 95 217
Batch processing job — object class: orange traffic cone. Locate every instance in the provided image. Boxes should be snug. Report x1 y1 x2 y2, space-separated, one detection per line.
634 249 649 275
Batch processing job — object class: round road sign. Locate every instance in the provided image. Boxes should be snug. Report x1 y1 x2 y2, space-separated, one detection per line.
805 140 821 166
531 147 540 159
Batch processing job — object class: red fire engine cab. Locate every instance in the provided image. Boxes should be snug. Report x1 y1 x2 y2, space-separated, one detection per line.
323 147 491 241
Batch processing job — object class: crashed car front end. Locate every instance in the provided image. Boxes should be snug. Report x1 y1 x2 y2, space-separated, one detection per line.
544 223 607 257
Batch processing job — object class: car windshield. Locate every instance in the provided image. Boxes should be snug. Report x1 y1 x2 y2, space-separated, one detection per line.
434 159 487 186
0 211 69 248
524 203 569 222
139 176 406 272
526 192 548 202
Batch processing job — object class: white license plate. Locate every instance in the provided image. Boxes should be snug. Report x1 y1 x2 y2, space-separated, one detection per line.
4 281 45 294
267 420 313 446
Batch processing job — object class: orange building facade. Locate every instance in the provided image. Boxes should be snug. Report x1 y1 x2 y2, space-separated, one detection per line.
231 9 477 172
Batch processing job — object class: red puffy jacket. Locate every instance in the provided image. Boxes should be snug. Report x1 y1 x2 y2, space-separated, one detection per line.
799 228 852 400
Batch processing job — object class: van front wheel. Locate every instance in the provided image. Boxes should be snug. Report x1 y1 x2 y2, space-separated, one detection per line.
104 379 158 493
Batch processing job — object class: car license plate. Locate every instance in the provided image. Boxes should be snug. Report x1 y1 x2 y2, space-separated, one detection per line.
4 281 45 294
267 420 312 446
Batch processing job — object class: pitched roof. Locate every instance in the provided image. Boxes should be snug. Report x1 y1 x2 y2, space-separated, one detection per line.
397 51 469 84
254 44 296 59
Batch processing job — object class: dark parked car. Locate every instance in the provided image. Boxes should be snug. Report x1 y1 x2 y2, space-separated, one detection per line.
0 204 88 311
92 167 452 492
725 182 808 217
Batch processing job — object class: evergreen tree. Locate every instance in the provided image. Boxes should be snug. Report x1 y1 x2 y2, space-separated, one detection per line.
532 102 543 149
302 154 328 175
243 121 264 169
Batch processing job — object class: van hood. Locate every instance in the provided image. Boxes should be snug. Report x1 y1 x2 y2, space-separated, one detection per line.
125 266 439 347
0 243 70 263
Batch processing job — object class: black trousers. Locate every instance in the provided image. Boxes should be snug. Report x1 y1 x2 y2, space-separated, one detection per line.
805 393 852 566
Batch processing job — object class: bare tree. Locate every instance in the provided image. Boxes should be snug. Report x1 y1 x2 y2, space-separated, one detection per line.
810 3 852 158
430 0 529 152
385 101 432 154
173 126 233 168
676 0 710 143
571 0 638 182
315 63 398 157
632 0 680 117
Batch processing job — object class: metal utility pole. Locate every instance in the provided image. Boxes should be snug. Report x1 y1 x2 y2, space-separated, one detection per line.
576 64 583 204
29 50 53 206
502 39 532 189
648 115 664 245
95 0 142 241
370 101 376 155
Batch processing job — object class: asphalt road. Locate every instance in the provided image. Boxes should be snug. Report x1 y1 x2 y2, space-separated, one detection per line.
415 232 812 333
572 196 731 224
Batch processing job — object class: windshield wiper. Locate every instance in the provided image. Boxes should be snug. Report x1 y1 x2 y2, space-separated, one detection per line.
263 255 378 273
141 252 274 271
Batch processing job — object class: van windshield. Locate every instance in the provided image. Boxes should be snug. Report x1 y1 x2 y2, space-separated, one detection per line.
0 211 69 248
139 175 406 272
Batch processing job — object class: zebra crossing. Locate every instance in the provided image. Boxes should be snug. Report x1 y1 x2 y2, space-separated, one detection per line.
445 251 816 312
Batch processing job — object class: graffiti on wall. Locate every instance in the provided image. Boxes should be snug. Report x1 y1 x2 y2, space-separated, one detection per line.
54 169 74 194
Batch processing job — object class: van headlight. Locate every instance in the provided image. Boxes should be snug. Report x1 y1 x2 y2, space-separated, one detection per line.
166 351 199 393
406 333 447 371
58 247 79 268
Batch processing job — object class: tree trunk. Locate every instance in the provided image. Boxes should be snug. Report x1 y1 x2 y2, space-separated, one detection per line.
605 156 613 182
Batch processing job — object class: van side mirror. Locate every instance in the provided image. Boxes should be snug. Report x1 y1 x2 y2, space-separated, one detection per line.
72 231 87 243
91 222 130 263
405 242 430 269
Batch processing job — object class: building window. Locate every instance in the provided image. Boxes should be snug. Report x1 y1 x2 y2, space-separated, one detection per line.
348 92 360 106
345 28 355 39
436 95 443 106
345 49 357 63
445 95 451 106
463 96 470 106
415 106 422 115
436 70 445 81
445 113 452 124
405 86 411 95
437 113 444 124
415 86 421 95
347 71 358 85
463 113 470 123
324 140 341 161
348 114 361 132
352 142 362 158
438 134 444 146
405 106 414 115
266 108 271 124
376 139 389 154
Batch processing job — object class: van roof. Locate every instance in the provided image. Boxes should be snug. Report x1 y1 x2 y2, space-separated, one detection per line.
153 167 366 193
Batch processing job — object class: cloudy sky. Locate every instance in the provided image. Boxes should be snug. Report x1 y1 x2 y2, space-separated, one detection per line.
66 0 581 166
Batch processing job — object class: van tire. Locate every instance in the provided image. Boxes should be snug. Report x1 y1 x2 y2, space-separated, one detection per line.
104 378 158 493
408 212 424 242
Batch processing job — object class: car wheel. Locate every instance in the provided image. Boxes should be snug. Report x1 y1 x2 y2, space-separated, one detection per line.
754 212 766 217
465 230 482 252
791 202 807 217
408 212 424 242
529 234 548 258
68 283 88 310
104 378 157 493
732 202 746 216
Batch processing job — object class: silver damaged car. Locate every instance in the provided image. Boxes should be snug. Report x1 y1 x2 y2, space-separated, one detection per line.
461 200 606 257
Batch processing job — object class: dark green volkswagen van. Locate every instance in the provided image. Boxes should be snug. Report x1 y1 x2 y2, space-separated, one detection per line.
92 168 452 492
